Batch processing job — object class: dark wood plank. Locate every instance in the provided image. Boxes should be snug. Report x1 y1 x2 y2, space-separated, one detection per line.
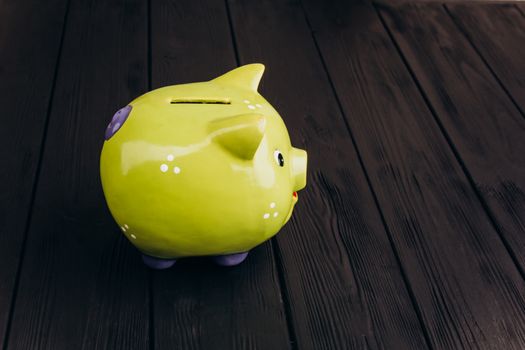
379 0 525 285
5 0 150 349
0 0 69 344
446 3 525 115
150 0 291 348
229 0 429 348
303 0 525 349
519 4 525 18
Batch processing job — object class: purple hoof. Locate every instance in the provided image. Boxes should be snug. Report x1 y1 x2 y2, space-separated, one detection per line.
212 252 249 266
142 254 176 269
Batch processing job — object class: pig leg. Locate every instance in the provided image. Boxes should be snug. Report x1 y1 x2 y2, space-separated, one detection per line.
142 254 176 269
211 252 249 266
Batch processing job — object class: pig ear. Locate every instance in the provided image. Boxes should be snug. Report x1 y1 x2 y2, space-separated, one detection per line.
212 64 265 92
209 113 266 160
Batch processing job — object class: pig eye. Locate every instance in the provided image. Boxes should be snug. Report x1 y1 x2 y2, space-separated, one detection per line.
105 105 132 140
274 150 284 167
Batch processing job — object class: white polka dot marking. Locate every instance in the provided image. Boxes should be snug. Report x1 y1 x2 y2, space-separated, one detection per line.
263 213 270 219
167 154 174 161
173 166 181 174
273 212 279 217
120 226 126 232
256 104 262 108
124 224 129 229
270 202 276 208
243 99 250 104
160 164 169 172
130 234 137 239
248 105 256 110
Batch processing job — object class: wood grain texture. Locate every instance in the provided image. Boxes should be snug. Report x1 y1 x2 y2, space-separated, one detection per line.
303 0 525 348
519 3 525 17
446 3 525 115
5 0 151 349
0 0 69 343
150 0 291 348
228 0 429 348
379 0 525 286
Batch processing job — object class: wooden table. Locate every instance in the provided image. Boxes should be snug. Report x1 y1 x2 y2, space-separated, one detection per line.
1 0 524 348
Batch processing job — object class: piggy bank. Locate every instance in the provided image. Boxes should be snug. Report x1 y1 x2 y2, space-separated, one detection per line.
100 64 307 269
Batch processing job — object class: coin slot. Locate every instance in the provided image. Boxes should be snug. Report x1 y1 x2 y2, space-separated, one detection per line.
170 98 231 105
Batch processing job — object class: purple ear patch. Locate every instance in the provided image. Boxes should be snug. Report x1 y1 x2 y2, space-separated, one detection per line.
105 105 132 140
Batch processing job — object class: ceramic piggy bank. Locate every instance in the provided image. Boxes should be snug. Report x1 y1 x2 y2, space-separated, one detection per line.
100 64 307 269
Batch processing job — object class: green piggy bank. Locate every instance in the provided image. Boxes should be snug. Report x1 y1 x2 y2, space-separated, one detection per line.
100 64 307 268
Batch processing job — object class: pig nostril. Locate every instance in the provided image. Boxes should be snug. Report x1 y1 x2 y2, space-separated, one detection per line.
105 105 132 140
